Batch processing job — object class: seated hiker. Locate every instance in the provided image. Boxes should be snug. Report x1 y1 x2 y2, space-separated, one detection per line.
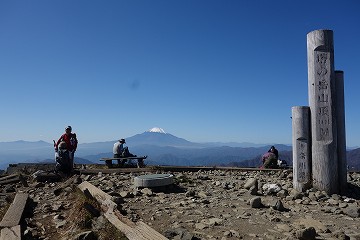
261 152 278 169
113 138 144 167
55 141 72 175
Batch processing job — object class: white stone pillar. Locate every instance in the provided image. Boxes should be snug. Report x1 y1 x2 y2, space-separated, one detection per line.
292 106 312 192
307 29 338 194
335 70 347 192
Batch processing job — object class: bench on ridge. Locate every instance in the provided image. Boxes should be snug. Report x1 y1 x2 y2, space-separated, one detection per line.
100 156 147 168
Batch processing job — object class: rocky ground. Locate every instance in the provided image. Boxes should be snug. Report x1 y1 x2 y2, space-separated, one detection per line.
1 166 360 240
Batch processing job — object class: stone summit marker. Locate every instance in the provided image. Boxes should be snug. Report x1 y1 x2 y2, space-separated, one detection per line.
292 29 347 194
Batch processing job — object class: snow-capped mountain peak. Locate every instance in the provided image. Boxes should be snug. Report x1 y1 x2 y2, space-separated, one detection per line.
147 127 166 134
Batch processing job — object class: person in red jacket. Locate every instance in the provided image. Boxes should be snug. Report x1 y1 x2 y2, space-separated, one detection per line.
55 126 78 170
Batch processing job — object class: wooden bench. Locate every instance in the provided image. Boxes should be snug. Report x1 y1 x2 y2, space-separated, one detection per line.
100 156 147 168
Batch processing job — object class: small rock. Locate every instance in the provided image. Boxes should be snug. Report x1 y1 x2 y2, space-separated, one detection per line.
276 189 288 198
291 190 303 200
244 178 258 190
327 198 339 206
120 191 134 198
272 200 287 212
84 175 92 181
315 191 327 200
344 198 355 203
339 202 348 208
140 188 153 196
249 185 258 195
262 183 282 195
249 197 262 208
295 227 316 240
344 206 360 218
224 230 240 237
206 217 223 226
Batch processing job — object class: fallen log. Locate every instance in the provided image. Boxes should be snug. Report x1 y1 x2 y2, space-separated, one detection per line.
78 181 168 240
0 174 19 182
0 192 28 227
0 175 21 186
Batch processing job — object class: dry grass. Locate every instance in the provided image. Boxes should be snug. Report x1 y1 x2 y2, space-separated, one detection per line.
68 188 128 240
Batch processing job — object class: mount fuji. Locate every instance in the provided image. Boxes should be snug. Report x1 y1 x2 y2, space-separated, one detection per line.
125 127 199 148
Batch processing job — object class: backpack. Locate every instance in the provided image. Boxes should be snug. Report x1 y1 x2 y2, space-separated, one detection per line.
121 147 131 157
277 159 288 168
55 148 72 174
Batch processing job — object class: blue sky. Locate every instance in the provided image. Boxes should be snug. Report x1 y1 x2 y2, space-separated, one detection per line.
1 1 359 146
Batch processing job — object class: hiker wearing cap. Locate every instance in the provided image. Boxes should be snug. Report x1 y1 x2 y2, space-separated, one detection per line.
113 138 139 166
113 139 127 158
55 126 78 168
113 138 136 158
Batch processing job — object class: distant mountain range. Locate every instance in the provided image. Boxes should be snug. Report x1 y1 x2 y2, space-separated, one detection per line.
347 148 360 171
0 128 359 171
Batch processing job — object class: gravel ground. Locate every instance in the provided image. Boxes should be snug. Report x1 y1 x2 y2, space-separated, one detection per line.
1 167 360 240
84 169 360 240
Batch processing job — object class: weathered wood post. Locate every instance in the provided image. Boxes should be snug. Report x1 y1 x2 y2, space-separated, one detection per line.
335 70 347 192
307 29 339 194
292 106 311 192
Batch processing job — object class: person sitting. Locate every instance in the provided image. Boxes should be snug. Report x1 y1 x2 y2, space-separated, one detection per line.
55 141 73 174
112 138 144 167
261 152 278 169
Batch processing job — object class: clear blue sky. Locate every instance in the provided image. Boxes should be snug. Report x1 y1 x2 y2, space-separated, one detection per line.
1 1 359 146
